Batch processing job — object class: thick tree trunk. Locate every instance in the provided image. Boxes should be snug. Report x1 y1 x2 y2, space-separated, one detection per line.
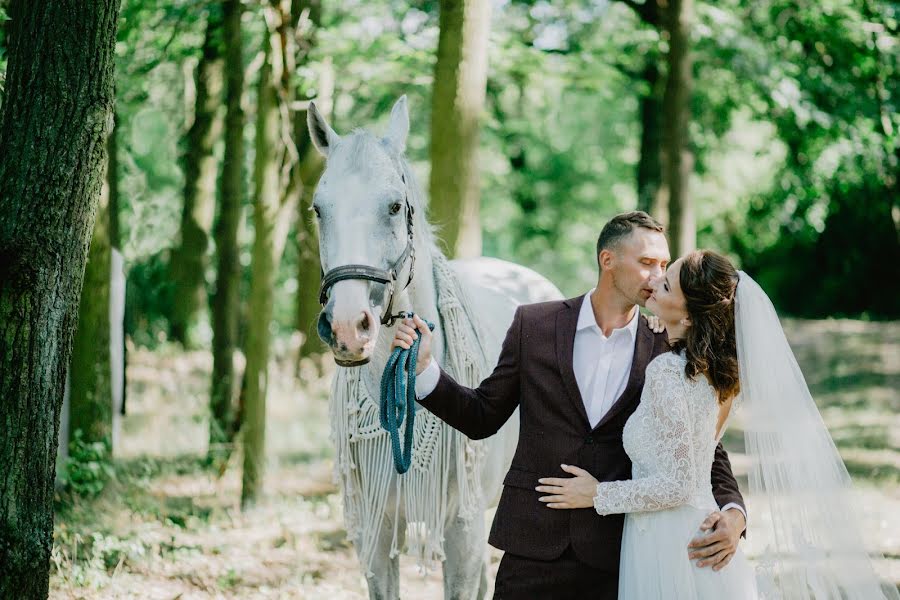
429 0 492 258
241 1 301 508
170 8 225 348
661 0 695 256
209 0 244 461
0 1 120 596
636 62 664 216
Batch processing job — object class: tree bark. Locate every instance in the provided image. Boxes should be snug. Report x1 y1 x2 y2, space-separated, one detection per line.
429 0 492 258
636 62 664 216
0 1 120 596
68 132 113 449
661 0 695 256
209 0 244 461
241 52 278 509
170 8 225 348
241 0 301 508
292 0 327 363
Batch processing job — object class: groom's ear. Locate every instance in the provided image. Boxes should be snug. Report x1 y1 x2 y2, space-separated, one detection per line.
598 248 614 270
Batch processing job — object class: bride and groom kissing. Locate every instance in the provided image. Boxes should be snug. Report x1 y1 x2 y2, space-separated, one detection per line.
391 211 895 599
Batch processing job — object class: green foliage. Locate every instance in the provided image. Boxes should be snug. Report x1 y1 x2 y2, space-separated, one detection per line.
718 0 900 317
111 0 898 346
60 431 114 499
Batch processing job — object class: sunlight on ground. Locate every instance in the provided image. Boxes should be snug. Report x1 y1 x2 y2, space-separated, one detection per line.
50 320 899 598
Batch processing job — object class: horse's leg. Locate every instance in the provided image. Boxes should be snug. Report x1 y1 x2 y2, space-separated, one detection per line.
360 515 405 600
442 512 488 600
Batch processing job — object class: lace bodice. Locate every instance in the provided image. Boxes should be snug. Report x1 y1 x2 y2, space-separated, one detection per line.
593 351 721 516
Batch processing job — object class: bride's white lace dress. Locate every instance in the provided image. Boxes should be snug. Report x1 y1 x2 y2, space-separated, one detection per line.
593 351 758 598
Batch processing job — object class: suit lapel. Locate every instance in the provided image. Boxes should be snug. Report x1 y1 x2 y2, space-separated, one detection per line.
556 296 591 429
594 316 654 431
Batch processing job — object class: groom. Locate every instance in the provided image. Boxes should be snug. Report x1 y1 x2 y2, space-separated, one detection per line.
395 211 747 599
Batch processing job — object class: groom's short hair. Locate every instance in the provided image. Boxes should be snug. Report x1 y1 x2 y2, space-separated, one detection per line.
596 211 665 267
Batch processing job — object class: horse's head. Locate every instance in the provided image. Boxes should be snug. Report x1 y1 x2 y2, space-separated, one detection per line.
308 96 416 366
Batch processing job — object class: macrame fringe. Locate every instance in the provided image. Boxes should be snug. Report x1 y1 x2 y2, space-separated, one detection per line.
330 253 491 575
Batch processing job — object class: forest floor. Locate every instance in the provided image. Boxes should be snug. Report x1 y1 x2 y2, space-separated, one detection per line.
49 319 899 599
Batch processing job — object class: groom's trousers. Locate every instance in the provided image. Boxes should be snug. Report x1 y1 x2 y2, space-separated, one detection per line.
493 545 619 600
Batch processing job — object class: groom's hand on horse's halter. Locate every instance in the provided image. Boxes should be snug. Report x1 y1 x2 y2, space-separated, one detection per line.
687 509 745 571
391 315 433 374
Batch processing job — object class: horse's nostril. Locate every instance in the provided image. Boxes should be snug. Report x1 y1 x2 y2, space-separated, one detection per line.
317 311 334 345
359 311 371 334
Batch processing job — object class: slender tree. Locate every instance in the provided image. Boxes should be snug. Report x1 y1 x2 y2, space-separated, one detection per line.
615 1 665 217
209 0 244 461
636 62 665 216
661 0 695 256
0 1 120 596
429 0 492 258
170 7 225 347
292 0 327 364
68 131 114 451
241 0 302 508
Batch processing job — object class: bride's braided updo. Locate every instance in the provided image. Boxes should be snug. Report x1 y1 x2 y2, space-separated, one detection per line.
670 250 740 403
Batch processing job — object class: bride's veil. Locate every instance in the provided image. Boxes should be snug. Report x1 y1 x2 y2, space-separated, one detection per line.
735 271 898 599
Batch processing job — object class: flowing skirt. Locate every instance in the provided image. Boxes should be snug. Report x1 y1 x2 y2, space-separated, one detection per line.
618 504 758 599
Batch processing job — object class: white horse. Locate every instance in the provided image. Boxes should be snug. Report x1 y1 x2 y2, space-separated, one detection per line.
308 96 562 600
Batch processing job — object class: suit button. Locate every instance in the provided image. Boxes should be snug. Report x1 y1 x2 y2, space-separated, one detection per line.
584 436 594 444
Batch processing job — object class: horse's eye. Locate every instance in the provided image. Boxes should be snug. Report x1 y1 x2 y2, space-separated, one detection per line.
389 202 403 215
312 205 322 218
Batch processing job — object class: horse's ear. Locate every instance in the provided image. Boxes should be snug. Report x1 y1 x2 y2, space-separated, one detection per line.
384 95 409 154
307 101 340 157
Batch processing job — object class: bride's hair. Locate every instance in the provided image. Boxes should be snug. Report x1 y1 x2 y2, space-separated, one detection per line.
670 250 740 403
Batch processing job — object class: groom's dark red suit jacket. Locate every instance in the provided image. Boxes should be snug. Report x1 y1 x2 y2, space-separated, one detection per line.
418 295 746 570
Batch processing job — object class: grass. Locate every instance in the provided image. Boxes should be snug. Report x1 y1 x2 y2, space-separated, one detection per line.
49 318 899 598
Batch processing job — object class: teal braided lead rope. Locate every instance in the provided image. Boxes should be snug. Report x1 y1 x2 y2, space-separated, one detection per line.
380 312 435 474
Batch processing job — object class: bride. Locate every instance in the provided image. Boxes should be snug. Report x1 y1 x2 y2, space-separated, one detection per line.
537 250 897 599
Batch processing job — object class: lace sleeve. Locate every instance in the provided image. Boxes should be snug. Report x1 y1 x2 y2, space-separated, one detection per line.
593 357 697 516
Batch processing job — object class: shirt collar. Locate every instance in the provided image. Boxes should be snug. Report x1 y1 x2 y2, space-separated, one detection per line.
577 289 640 340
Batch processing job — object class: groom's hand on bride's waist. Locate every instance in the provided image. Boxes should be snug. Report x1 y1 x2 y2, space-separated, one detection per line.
687 508 745 571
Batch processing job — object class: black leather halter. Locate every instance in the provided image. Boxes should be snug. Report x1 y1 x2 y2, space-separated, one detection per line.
317 173 416 330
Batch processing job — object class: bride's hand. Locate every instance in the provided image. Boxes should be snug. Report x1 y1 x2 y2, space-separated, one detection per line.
644 314 665 333
535 464 599 509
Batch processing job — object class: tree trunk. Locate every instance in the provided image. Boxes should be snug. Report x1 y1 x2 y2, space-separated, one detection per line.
170 8 225 348
68 133 113 450
0 1 120 596
636 61 664 216
292 0 327 363
429 0 492 258
661 0 695 256
241 0 301 508
209 0 244 462
108 114 127 423
241 54 278 509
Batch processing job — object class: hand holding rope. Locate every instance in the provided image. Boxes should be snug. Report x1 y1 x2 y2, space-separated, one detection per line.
381 312 434 474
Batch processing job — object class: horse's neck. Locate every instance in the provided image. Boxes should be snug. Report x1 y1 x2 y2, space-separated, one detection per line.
361 246 444 385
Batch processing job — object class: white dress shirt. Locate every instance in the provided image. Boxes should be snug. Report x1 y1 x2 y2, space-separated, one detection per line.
573 290 639 427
